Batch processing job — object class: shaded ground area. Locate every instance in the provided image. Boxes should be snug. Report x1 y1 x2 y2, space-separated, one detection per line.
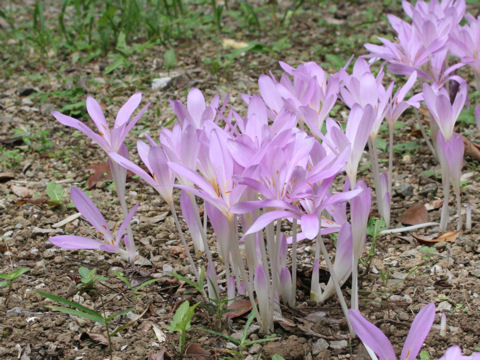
1 0 480 359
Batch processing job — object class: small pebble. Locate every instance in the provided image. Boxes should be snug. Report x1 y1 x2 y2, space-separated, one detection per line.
330 340 348 350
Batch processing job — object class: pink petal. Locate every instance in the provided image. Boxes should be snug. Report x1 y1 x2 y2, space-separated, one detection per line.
86 96 108 135
115 92 142 128
300 213 319 240
400 303 435 360
49 235 104 250
348 310 396 360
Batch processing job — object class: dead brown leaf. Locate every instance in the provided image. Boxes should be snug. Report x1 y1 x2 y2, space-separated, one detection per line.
16 196 49 205
399 203 429 225
86 161 112 189
0 171 15 182
11 185 34 198
425 199 443 211
170 245 187 259
148 350 165 360
184 343 210 359
224 298 252 319
413 230 461 244
86 332 108 346
461 134 480 161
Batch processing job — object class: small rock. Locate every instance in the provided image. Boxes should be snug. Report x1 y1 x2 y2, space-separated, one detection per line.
312 338 329 355
398 312 410 321
249 343 262 354
402 154 412 163
68 322 80 332
329 340 348 350
470 269 480 278
395 182 414 197
226 342 236 350
438 301 452 312
419 183 437 196
163 264 173 272
152 77 172 90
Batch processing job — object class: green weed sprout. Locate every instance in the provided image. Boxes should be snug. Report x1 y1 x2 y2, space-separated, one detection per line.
167 300 199 355
111 270 161 301
169 270 206 298
0 267 30 308
37 290 133 354
199 308 279 358
77 267 107 291
362 216 387 272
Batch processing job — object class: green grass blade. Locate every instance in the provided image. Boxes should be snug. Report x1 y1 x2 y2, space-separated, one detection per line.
37 290 100 317
106 308 134 322
48 305 105 324
196 327 238 344
133 278 161 293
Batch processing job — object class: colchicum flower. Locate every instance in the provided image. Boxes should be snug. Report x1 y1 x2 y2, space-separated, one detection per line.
49 187 139 260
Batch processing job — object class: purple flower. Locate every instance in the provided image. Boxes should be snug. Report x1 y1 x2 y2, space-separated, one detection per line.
437 131 464 188
423 82 467 140
349 302 436 360
440 346 480 360
52 93 148 153
450 14 480 75
49 187 139 258
169 88 220 129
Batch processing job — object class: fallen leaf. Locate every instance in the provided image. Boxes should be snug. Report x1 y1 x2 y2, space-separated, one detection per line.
413 230 461 244
152 324 166 343
222 38 249 49
141 212 169 225
399 203 429 225
170 245 187 259
224 298 252 319
461 135 480 161
86 161 112 189
425 199 443 211
184 343 210 359
11 185 34 198
87 332 108 346
148 350 166 360
0 171 15 182
16 196 49 205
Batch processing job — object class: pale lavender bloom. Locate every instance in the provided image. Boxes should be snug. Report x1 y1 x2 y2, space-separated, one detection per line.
341 58 392 138
254 264 272 331
52 93 148 154
279 267 292 305
437 132 464 188
344 104 376 186
258 61 340 133
349 302 436 360
423 82 467 140
321 222 352 302
169 88 220 129
440 346 480 360
180 190 204 253
475 105 480 131
350 181 371 260
49 187 139 258
450 14 480 74
385 72 422 126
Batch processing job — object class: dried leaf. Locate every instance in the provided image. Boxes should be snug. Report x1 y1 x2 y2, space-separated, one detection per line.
184 343 210 359
141 212 169 225
86 161 112 189
0 171 15 182
148 350 166 360
461 135 480 161
87 332 108 346
399 203 429 225
11 185 34 198
170 245 187 259
222 38 249 49
152 324 166 343
224 298 252 319
16 196 49 205
425 199 443 211
413 230 461 244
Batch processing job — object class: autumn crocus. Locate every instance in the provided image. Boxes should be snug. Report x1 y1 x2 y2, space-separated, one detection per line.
49 187 139 261
349 302 436 360
440 346 480 360
423 82 467 230
52 93 149 260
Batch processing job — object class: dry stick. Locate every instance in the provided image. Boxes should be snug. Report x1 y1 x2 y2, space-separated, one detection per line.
290 218 298 308
379 222 439 235
318 236 354 335
368 137 385 222
453 184 462 231
169 203 199 281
